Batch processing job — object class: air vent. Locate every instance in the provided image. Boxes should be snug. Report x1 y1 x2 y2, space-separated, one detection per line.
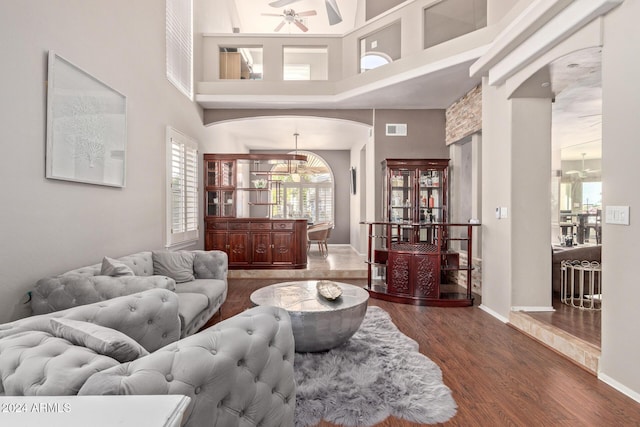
385 123 407 136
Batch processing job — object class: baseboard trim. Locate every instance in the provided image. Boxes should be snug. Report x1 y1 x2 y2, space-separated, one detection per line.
479 304 509 323
598 372 640 403
511 306 555 312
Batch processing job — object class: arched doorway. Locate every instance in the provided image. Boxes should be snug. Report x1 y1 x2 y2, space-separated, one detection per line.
269 151 335 224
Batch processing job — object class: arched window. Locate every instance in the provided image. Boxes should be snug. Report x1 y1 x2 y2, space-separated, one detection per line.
360 53 391 72
269 151 334 223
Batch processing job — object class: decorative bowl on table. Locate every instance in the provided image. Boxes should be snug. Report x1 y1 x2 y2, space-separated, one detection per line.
316 280 343 301
252 179 267 188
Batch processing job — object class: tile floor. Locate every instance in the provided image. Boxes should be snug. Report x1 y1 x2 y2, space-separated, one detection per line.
227 245 367 279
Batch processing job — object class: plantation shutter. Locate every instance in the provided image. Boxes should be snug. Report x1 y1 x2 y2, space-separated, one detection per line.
317 186 333 222
166 0 193 99
167 127 198 247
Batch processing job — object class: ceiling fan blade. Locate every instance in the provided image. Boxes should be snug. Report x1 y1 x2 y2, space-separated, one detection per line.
297 10 317 17
269 0 301 7
261 13 284 17
274 20 286 32
294 20 309 32
325 0 343 25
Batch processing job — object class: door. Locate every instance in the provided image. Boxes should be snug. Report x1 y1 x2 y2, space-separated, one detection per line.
272 232 295 264
228 231 250 265
206 231 227 252
251 232 272 265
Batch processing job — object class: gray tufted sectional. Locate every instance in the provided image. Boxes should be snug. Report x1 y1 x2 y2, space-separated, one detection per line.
31 250 229 338
0 288 297 426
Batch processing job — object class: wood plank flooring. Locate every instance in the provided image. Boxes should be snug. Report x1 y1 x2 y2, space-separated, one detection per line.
528 294 601 347
208 278 640 426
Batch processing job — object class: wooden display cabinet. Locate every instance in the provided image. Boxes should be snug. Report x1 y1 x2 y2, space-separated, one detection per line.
361 158 477 306
203 153 308 269
205 218 307 269
205 158 236 217
382 158 449 226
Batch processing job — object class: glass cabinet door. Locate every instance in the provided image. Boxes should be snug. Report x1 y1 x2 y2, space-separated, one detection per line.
418 169 443 222
389 169 414 222
206 160 235 187
206 190 235 217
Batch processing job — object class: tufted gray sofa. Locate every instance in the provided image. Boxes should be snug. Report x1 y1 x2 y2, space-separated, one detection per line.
31 250 228 338
0 288 297 427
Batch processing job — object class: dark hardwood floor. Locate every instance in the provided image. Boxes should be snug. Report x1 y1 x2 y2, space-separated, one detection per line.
209 278 640 426
527 293 601 347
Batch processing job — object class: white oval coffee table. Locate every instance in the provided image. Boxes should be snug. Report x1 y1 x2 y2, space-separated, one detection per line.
250 280 369 352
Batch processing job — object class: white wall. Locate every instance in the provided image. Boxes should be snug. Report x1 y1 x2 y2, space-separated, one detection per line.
479 78 512 320
478 0 640 400
0 0 232 322
599 0 640 400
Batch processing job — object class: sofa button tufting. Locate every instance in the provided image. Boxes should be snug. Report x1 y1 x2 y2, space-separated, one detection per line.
246 330 253 335
147 319 153 324
254 377 259 383
130 307 136 312
194 386 201 394
161 298 168 303
162 333 168 338
166 374 174 382
237 359 244 367
211 349 217 355
275 316 280 321
239 410 244 417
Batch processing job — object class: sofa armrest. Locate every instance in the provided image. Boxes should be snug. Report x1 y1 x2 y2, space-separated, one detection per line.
31 275 176 315
78 306 296 427
192 250 228 280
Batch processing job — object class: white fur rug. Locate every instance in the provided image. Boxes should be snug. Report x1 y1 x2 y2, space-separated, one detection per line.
294 306 457 426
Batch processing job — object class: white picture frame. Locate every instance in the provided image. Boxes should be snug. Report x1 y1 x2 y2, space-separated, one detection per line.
46 51 127 187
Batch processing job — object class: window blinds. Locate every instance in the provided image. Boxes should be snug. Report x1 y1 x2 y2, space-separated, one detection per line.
167 127 198 247
166 0 193 99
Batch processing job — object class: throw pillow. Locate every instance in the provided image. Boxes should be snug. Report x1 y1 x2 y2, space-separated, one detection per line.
100 256 135 277
50 318 149 363
152 251 195 283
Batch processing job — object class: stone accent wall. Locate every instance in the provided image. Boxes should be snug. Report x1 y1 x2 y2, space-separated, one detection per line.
447 251 482 294
445 85 482 145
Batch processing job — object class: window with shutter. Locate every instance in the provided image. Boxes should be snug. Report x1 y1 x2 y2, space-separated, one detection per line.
269 152 334 224
166 0 193 99
166 127 198 248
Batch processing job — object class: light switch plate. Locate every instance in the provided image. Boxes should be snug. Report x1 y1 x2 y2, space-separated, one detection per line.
605 205 630 225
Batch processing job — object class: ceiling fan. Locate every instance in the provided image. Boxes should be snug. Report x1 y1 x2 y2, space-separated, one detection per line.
262 8 317 32
566 153 600 179
268 0 343 25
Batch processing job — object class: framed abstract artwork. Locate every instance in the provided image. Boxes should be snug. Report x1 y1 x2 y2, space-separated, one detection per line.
46 51 127 187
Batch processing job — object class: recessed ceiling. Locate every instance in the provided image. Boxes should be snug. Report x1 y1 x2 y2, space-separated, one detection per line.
551 47 602 161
